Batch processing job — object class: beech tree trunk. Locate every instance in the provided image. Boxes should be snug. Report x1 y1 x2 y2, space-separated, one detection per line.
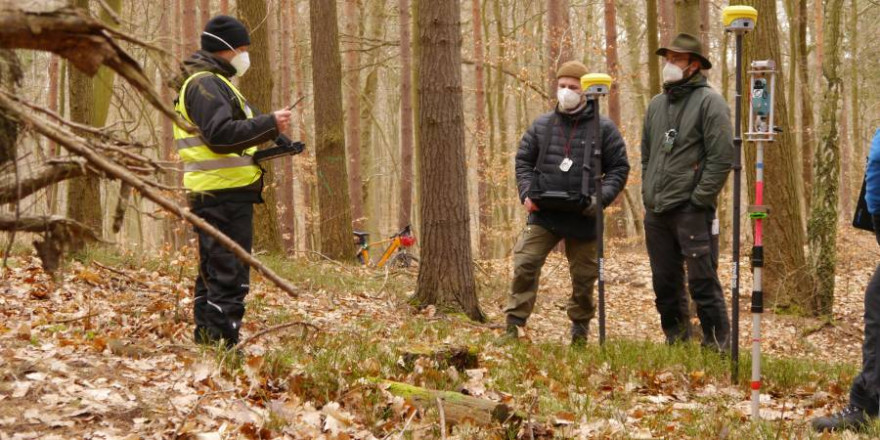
658 0 674 44
343 0 364 229
309 0 354 260
646 0 661 97
398 0 414 228
807 0 844 316
412 0 483 321
473 0 489 258
797 0 815 215
546 0 572 97
239 0 283 254
183 0 198 57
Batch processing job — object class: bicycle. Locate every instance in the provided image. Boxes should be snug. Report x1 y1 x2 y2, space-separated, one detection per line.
353 224 419 269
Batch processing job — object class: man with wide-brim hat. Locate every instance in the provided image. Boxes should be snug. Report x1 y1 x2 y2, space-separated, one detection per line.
640 32 734 351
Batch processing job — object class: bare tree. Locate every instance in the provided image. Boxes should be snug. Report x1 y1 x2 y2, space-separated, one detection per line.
807 0 844 316
412 0 483 321
309 0 354 260
399 0 414 228
239 0 283 254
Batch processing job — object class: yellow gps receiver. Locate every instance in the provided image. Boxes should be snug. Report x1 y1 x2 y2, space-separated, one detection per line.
581 73 612 96
723 6 758 32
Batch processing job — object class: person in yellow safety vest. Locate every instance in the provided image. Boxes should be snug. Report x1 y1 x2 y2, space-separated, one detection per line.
170 15 292 348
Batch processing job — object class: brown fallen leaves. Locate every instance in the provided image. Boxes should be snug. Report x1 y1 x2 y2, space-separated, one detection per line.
0 228 875 439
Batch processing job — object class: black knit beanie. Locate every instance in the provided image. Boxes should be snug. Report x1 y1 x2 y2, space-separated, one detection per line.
201 15 250 52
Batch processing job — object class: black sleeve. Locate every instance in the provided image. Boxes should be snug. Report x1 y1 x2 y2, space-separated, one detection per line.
515 120 541 202
599 116 630 206
184 75 279 155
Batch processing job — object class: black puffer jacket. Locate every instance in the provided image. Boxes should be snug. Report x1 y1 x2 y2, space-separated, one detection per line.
171 51 279 206
515 100 630 240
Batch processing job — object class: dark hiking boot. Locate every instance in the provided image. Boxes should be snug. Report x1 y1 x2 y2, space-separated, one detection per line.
496 323 520 345
570 321 590 347
811 404 874 432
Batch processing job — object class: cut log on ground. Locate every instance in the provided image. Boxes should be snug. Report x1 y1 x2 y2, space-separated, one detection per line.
376 379 514 426
400 343 479 371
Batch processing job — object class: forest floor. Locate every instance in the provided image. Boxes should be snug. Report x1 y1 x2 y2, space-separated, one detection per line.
0 227 878 439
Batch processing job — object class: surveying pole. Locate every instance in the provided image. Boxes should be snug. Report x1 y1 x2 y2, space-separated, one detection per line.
581 73 612 345
745 59 777 420
722 5 758 378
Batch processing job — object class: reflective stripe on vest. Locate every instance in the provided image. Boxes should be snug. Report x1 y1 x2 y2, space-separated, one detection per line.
173 71 262 193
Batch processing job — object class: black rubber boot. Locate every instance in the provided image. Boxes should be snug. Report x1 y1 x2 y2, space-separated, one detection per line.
811 404 874 432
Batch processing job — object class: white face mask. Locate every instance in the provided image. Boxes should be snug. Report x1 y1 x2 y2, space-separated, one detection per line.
203 31 250 77
556 87 582 111
230 51 250 77
662 62 685 83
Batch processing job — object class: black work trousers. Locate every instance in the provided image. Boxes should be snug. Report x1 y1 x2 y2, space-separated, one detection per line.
191 201 254 346
849 220 880 414
645 207 730 350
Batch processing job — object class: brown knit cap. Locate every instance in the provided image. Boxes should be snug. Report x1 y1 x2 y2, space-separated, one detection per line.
556 61 589 80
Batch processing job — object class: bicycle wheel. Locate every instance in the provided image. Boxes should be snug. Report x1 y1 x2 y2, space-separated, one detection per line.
388 252 419 269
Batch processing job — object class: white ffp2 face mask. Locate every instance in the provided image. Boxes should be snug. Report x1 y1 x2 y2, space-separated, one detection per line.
556 88 582 111
662 62 685 83
230 51 250 77
203 31 251 77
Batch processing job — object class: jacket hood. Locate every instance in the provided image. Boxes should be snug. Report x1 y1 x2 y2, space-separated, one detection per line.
169 51 237 91
663 72 709 101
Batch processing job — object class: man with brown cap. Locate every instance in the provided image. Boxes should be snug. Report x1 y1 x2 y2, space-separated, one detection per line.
502 61 630 345
171 15 294 348
641 33 733 350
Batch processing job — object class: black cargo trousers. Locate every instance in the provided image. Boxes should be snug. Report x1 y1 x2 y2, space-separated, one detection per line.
191 201 254 347
644 205 730 350
849 216 880 415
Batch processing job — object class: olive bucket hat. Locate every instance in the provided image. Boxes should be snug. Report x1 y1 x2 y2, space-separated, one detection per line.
656 33 712 69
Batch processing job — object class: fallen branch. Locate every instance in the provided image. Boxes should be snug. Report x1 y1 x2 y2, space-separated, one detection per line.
234 320 320 349
0 91 300 298
0 3 190 130
374 379 514 427
0 160 85 204
437 397 447 440
0 214 100 241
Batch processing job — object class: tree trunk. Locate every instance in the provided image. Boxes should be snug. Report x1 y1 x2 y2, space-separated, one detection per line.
491 0 511 257
200 0 210 29
603 0 620 126
343 0 364 229
183 0 198 58
67 0 113 237
741 0 809 307
412 0 483 321
0 51 20 167
279 0 295 252
309 0 354 260
220 0 228 14
658 0 674 44
849 0 862 206
673 0 699 35
698 0 709 49
399 0 414 229
291 1 313 251
473 0 489 258
358 0 385 238
546 0 572 97
797 0 815 216
806 0 844 317
47 55 60 212
239 0 283 254
646 0 661 97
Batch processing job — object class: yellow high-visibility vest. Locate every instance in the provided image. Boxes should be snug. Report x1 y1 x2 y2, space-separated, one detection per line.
173 72 262 193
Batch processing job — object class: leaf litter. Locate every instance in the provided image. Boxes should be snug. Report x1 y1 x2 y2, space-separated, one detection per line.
0 230 875 438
